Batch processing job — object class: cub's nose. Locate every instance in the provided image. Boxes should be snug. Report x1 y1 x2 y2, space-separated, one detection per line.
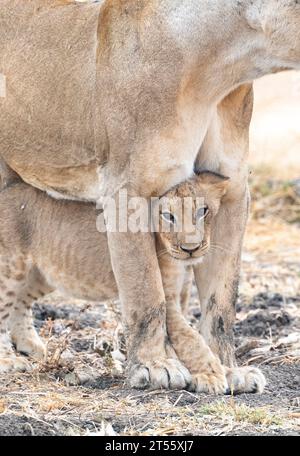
180 244 201 254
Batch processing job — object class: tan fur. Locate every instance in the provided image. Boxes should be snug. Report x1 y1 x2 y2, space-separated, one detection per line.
0 174 266 392
1 0 299 388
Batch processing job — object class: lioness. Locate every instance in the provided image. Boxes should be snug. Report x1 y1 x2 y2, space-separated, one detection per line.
0 172 265 393
1 0 299 390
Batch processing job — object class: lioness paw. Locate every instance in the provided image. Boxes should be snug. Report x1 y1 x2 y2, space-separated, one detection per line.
189 368 229 395
128 358 191 390
226 366 266 394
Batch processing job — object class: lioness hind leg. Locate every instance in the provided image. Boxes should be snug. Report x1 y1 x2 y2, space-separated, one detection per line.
9 267 53 361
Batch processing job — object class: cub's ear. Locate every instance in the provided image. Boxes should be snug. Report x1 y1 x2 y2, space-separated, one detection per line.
195 171 230 197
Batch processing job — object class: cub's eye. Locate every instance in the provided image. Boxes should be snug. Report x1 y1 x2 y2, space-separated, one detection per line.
161 212 176 224
196 206 209 220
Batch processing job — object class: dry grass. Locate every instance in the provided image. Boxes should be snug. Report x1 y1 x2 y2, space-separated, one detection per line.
2 379 296 436
251 175 300 224
198 400 282 426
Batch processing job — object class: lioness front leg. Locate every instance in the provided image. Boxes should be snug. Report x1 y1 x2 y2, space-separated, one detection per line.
167 300 228 394
194 190 266 394
193 85 266 394
106 227 191 390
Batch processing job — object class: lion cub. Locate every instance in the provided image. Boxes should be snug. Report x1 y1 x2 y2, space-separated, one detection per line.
0 172 231 393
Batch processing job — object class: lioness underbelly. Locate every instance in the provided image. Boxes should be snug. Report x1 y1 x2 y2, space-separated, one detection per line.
0 0 106 201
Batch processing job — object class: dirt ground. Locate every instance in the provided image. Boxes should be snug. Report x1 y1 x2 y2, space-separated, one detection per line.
0 73 299 436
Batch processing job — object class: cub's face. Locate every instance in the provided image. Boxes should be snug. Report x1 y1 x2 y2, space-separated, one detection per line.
155 172 229 265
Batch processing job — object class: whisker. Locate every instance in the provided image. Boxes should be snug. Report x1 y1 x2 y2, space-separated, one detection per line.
170 248 186 258
157 249 169 258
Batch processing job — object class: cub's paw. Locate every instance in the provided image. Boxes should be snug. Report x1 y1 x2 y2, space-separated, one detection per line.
0 355 31 374
0 336 31 373
12 331 46 361
128 358 191 391
226 366 266 394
